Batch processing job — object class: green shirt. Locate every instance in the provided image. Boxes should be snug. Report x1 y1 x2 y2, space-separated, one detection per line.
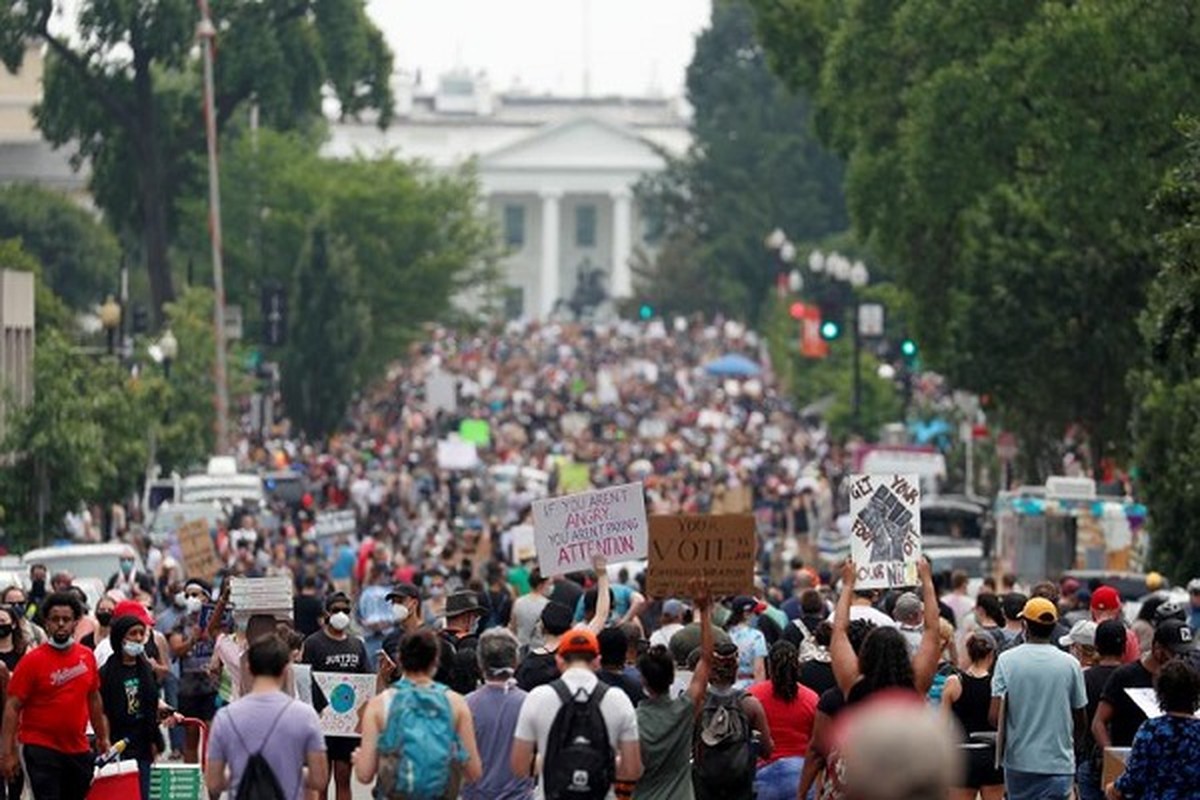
634 694 695 800
507 565 531 596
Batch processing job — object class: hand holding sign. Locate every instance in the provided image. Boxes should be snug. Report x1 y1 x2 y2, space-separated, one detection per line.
848 474 922 589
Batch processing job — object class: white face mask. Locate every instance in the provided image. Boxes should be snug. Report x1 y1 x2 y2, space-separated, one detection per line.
328 611 351 632
185 597 203 614
123 641 145 658
174 592 187 609
392 602 410 623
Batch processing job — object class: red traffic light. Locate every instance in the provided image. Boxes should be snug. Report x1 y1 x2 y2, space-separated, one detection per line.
789 301 807 320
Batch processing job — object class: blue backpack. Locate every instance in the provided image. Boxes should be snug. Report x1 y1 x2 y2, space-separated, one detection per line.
374 679 466 800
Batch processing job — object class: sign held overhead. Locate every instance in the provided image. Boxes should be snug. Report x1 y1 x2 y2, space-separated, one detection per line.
848 473 922 589
533 482 647 577
646 514 757 598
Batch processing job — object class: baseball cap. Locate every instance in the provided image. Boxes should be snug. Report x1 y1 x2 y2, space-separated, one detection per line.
1094 620 1127 656
1154 620 1195 655
1058 620 1097 648
557 627 600 659
1091 586 1121 612
662 599 685 618
1154 599 1187 624
1021 597 1059 624
1145 572 1165 591
385 583 420 602
1188 578 1200 594
731 596 767 616
1060 577 1081 595
112 599 154 628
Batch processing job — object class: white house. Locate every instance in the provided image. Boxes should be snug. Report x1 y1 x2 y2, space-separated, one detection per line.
324 70 690 319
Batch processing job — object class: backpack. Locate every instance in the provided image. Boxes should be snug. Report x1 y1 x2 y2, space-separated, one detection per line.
693 689 754 790
435 631 481 696
541 679 615 800
374 679 465 800
227 701 293 800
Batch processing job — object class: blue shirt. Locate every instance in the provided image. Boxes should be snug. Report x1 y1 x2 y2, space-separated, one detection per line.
1114 714 1200 800
330 544 356 581
992 642 1086 775
463 681 535 800
728 624 768 690
573 583 635 625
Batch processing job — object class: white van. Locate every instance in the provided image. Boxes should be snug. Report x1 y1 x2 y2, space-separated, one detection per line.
179 456 265 507
20 543 142 586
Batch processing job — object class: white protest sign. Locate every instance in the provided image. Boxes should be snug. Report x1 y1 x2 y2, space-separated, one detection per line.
425 372 457 413
1125 687 1200 719
510 524 536 562
436 439 479 470
313 510 356 539
848 473 922 589
532 482 648 576
311 672 376 737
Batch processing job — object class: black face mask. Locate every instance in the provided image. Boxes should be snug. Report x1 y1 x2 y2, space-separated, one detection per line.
0 625 12 639
95 612 113 626
31 580 45 593
9 603 26 619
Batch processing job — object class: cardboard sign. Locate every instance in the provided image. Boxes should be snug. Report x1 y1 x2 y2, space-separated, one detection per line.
311 672 375 737
646 514 756 598
436 439 479 470
313 510 356 539
848 473 922 588
533 483 647 577
177 519 220 581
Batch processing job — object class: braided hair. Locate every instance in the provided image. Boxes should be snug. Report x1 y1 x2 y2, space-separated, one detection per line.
767 640 800 703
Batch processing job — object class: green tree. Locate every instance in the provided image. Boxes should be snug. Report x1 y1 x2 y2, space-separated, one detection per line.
636 0 847 322
0 0 393 319
751 0 1200 474
0 185 121 309
1132 117 1200 582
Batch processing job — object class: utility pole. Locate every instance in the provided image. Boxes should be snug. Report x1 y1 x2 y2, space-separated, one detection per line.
197 0 230 455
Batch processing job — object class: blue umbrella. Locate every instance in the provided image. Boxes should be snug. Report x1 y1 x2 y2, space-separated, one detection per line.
703 353 762 378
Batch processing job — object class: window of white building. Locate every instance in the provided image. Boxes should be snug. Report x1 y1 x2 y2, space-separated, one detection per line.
575 204 597 248
503 204 525 248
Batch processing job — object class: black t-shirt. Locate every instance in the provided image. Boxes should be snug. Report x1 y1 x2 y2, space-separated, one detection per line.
435 631 481 695
515 648 560 692
293 595 324 638
301 630 370 713
1082 664 1120 759
1100 660 1153 747
597 668 645 707
800 660 837 697
549 579 584 612
98 659 159 759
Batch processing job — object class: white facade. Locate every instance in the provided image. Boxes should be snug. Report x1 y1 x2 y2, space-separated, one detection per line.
325 71 690 319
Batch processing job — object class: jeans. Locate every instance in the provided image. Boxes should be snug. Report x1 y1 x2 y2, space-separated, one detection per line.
1076 757 1103 800
1005 768 1073 800
755 757 805 800
21 744 93 800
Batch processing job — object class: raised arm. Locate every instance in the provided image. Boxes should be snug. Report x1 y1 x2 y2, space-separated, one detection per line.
587 555 612 633
831 560 862 696
912 559 941 694
686 577 713 708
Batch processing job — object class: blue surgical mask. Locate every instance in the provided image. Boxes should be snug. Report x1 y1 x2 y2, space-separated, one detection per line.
123 641 145 658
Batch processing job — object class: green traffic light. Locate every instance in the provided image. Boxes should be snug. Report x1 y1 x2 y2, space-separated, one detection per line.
900 338 918 357
820 320 841 340
639 304 654 320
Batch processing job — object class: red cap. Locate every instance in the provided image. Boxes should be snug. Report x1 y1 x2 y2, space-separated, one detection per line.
557 627 599 659
112 600 154 628
1090 586 1121 613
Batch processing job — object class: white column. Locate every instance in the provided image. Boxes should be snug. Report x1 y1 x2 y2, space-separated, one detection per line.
539 190 562 319
610 189 633 299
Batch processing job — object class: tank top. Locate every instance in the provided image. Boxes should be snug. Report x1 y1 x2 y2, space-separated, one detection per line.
951 672 995 734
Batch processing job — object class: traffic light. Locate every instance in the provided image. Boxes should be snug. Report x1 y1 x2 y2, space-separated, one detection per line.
900 338 918 360
789 302 806 321
131 304 149 335
638 303 654 320
820 319 842 341
261 284 287 346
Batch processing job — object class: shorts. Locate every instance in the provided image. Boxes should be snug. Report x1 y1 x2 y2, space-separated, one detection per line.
177 691 216 722
325 736 358 763
1005 768 1073 800
959 743 1004 789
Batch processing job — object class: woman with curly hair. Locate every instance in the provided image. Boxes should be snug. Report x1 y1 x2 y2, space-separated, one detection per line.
748 641 818 800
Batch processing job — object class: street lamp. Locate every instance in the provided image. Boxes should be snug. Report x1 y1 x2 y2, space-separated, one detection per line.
159 328 179 380
99 295 121 355
765 229 798 297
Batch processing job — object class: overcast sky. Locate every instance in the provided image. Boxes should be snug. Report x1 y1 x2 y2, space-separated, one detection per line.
365 0 713 97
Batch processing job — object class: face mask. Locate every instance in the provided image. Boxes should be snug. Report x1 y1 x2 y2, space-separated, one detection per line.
123 641 145 658
0 625 12 639
120 559 135 574
392 603 410 622
328 611 351 632
185 597 203 614
49 632 73 649
95 612 113 626
174 592 187 608
31 579 44 593
10 603 26 618
428 585 445 598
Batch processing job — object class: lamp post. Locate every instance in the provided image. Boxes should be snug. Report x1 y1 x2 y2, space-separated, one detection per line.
764 228 797 297
159 328 179 381
99 295 121 356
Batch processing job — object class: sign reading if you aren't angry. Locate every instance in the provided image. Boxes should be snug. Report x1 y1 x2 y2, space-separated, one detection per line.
646 514 757 598
533 482 647 577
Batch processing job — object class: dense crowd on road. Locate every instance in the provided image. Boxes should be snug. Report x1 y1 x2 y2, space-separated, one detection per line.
1 319 1197 800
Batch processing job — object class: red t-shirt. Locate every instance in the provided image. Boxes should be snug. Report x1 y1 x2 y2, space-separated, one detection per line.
748 680 819 763
7 643 99 753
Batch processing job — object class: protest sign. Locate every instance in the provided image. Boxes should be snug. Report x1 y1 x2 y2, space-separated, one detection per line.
177 519 219 581
311 672 376 737
458 419 491 447
533 483 647 576
312 510 356 539
425 372 457 413
848 473 922 588
646 514 756 597
436 439 479 470
229 576 294 620
558 462 593 494
510 524 536 562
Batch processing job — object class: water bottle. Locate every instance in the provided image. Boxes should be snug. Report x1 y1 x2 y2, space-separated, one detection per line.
94 738 129 767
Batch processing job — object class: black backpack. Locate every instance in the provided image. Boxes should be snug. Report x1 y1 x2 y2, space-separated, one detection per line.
542 680 614 800
693 689 754 790
228 701 292 800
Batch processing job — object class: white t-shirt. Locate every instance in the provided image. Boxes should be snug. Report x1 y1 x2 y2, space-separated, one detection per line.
850 605 898 628
514 666 638 793
648 623 683 651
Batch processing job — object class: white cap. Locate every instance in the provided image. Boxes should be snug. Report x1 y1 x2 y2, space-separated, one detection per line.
1059 619 1097 648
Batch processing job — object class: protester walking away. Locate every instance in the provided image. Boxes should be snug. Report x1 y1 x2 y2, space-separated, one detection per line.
300 592 371 800
597 627 645 707
0 592 110 800
0 605 27 800
634 578 713 800
168 580 218 763
356 628 482 800
989 597 1087 800
510 571 552 651
463 628 535 800
747 640 816 800
206 634 328 800
1093 619 1194 756
940 632 1003 800
435 591 484 695
1076 620 1128 800
516 557 612 692
725 596 768 689
691 639 772 800
511 627 641 800
1104 658 1200 800
99 612 173 800
1089 586 1141 663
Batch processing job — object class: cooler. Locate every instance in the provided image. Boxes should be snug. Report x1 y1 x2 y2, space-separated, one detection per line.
87 760 140 800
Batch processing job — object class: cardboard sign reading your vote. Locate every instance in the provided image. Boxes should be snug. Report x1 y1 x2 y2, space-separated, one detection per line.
646 514 757 598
